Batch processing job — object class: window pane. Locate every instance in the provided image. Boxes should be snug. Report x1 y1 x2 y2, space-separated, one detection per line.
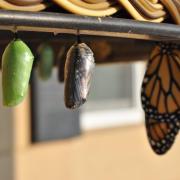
83 64 133 111
31 69 81 142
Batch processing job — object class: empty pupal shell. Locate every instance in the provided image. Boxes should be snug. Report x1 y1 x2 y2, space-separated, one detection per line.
64 43 95 109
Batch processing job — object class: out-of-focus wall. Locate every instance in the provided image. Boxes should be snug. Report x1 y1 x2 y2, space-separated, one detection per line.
0 73 31 180
0 73 14 180
15 126 180 180
1 71 180 180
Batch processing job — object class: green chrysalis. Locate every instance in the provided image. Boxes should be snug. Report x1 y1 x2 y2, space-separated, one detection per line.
37 43 54 81
2 39 34 107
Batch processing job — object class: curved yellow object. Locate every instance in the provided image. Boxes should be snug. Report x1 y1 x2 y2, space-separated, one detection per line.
160 0 180 24
149 0 158 3
173 0 180 14
134 0 166 19
142 0 164 11
117 0 164 22
0 0 47 11
6 0 43 6
69 0 113 10
83 0 107 4
53 0 119 16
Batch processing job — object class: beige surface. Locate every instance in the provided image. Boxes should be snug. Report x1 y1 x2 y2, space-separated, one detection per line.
0 154 14 180
1 80 180 180
15 125 180 180
0 74 14 180
0 73 14 153
0 74 31 180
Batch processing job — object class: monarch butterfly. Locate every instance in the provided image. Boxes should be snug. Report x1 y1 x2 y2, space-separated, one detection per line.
64 42 95 109
141 43 180 155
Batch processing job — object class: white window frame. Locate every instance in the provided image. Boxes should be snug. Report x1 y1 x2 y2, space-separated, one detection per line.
80 62 146 131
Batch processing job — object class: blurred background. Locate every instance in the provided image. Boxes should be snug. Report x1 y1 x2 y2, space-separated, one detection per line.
0 35 180 180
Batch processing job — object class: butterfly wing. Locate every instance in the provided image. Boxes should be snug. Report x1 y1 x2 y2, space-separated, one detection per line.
141 43 180 154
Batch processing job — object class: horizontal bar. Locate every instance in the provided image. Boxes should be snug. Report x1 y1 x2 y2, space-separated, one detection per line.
0 31 154 68
0 10 179 41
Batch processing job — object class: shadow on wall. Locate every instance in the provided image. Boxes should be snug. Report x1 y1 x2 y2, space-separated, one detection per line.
0 72 15 180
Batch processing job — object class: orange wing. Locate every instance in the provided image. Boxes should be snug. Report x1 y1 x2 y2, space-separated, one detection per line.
141 43 180 155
